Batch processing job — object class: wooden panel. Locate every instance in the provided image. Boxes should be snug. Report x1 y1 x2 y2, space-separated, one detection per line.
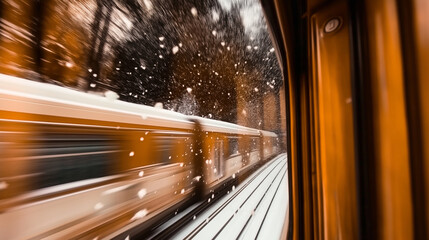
364 0 414 238
412 0 429 232
310 1 358 239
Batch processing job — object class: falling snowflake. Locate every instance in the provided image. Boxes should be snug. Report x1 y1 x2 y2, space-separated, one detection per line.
191 7 198 16
172 46 179 54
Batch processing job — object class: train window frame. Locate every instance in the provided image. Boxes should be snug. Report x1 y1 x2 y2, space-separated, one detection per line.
251 137 260 152
213 139 224 177
150 131 193 165
32 130 120 191
0 123 125 200
227 136 241 158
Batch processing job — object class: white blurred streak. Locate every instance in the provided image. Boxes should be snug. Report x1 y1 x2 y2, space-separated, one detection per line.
103 185 128 195
68 0 97 28
143 0 153 11
138 189 147 199
212 10 220 21
94 202 104 210
0 181 9 190
131 209 148 221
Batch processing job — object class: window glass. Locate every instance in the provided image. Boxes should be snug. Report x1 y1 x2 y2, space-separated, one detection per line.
228 137 239 156
213 140 223 175
251 137 260 151
154 136 175 163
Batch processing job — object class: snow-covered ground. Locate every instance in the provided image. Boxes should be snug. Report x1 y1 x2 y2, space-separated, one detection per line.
171 153 288 240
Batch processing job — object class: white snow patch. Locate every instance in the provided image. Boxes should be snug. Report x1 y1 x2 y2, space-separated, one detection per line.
0 181 8 190
105 91 119 100
94 202 104 210
138 189 147 199
172 46 179 54
143 0 153 11
212 10 220 21
131 209 148 221
154 102 163 109
191 7 198 16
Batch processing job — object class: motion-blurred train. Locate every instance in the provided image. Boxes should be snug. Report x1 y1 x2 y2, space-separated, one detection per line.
0 74 280 239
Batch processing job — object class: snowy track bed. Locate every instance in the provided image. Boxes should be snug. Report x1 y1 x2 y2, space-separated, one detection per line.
170 153 288 240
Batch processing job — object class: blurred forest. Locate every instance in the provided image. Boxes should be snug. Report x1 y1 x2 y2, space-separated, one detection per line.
0 0 282 127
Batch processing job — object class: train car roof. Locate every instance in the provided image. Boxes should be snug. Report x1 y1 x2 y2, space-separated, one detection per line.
192 116 261 136
0 74 279 136
0 74 193 130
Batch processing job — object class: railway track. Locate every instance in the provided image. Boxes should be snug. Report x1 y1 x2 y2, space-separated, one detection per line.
139 153 287 240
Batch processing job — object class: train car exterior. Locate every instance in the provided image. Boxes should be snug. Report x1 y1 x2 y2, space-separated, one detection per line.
0 74 279 239
192 117 262 195
260 130 280 161
0 74 197 239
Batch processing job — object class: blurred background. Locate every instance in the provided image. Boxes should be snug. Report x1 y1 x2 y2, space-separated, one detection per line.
0 0 285 133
